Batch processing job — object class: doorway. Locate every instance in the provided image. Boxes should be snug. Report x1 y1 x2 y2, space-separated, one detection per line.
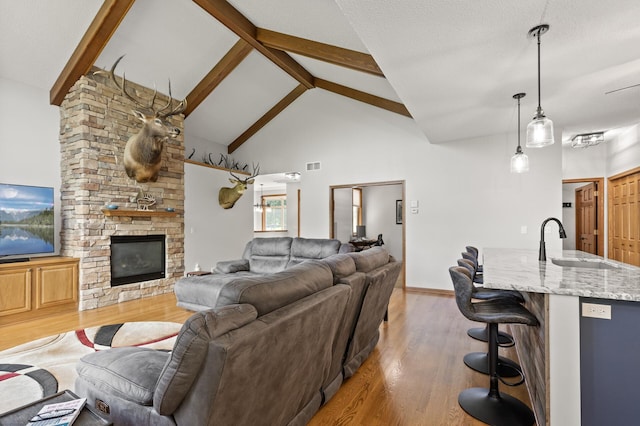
330 181 406 288
562 178 605 256
575 182 598 255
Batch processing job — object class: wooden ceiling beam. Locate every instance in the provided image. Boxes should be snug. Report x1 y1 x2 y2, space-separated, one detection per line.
49 0 134 106
193 0 314 89
228 84 308 153
256 28 384 77
184 39 253 116
315 79 411 118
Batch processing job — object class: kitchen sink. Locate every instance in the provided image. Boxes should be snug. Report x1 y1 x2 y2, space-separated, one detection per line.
550 258 620 270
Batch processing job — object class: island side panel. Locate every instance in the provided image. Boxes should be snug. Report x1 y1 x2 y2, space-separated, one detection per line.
510 291 547 426
548 294 581 426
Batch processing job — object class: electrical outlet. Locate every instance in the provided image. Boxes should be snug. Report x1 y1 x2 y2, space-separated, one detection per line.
582 302 611 320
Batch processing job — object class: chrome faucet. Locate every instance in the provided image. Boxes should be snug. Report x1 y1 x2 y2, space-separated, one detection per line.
539 217 567 261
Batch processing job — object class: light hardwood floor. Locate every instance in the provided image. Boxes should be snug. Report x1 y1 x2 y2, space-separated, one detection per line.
0 289 533 425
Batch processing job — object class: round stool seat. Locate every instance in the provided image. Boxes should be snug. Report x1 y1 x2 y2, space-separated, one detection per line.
459 258 522 347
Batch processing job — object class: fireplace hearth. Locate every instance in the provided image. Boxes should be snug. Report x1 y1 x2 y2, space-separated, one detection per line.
111 235 166 286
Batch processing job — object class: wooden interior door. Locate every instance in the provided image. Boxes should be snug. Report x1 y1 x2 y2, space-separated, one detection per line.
608 169 640 266
576 182 598 254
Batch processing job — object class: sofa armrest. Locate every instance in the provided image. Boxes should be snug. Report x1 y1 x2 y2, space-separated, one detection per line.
215 259 250 273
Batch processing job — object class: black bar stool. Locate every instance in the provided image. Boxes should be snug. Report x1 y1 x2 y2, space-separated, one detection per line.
458 256 522 345
449 266 538 426
457 258 523 379
465 245 483 273
462 251 483 284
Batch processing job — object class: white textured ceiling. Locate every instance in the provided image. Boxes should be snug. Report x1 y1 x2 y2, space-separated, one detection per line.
336 0 640 143
2 0 640 147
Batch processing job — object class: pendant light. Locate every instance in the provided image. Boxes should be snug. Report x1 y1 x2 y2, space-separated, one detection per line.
526 24 554 148
511 92 529 173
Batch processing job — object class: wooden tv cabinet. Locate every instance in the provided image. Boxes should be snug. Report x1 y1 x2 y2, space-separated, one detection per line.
0 256 79 321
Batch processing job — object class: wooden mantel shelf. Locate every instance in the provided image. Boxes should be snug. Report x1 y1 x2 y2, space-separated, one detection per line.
101 209 178 217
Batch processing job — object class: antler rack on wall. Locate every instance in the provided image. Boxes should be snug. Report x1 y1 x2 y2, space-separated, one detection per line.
183 158 252 175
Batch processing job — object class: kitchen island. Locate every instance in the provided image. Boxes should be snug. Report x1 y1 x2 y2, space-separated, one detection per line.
482 248 640 426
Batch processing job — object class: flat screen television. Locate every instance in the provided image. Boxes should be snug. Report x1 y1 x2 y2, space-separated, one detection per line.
0 183 55 260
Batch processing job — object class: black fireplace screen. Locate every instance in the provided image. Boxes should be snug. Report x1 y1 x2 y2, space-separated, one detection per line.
110 235 165 286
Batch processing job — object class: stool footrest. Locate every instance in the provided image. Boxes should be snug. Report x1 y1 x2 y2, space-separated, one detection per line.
463 352 522 379
467 327 515 347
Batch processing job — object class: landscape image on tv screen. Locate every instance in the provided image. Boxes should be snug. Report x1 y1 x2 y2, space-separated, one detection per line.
0 184 54 257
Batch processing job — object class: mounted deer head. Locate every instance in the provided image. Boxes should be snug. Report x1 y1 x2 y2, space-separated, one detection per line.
218 163 260 209
105 55 186 183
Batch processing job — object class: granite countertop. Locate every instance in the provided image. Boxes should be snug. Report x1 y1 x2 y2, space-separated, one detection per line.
482 248 640 301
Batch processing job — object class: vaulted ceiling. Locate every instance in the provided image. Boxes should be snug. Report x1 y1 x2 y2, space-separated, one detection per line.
2 0 640 151
1 0 408 155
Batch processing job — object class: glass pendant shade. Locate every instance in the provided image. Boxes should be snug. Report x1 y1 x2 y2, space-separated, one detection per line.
526 112 554 148
510 149 530 173
526 24 554 148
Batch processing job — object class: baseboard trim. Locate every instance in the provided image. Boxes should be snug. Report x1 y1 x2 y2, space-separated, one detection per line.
405 287 453 297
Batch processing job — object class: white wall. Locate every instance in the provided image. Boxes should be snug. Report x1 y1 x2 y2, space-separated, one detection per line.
231 90 562 290
562 141 607 180
562 125 640 180
608 124 640 176
184 162 253 273
362 185 403 260
183 131 227 166
333 187 352 243
0 77 62 254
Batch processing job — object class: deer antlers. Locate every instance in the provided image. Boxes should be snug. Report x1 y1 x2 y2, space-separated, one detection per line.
107 55 187 118
230 162 260 182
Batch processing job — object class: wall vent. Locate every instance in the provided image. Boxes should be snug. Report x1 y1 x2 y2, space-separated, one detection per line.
306 161 321 171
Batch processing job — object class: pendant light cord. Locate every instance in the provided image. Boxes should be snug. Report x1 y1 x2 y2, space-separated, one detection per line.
518 97 522 150
513 92 526 152
537 30 542 111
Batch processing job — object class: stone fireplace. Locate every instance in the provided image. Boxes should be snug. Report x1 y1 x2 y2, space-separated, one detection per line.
59 71 185 310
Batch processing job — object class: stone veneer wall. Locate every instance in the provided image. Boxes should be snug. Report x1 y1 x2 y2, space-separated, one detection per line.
510 292 547 426
59 70 185 310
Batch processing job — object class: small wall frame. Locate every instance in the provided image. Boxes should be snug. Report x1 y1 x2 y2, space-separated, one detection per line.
396 200 403 224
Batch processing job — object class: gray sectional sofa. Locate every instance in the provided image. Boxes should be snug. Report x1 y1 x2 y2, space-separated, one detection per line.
74 237 401 426
174 237 350 311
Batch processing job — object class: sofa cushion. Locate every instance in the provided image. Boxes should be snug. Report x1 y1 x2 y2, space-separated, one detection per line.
76 347 169 406
215 258 250 273
248 237 293 274
288 237 341 268
215 260 333 316
174 273 244 311
321 254 357 284
347 246 390 272
154 304 258 415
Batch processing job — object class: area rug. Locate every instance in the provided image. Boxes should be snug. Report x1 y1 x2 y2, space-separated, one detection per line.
0 321 182 414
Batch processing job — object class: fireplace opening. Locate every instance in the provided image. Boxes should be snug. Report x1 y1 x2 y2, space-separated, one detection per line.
111 235 165 286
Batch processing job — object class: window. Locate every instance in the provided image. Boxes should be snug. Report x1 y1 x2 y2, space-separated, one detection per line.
352 188 362 236
262 194 287 231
